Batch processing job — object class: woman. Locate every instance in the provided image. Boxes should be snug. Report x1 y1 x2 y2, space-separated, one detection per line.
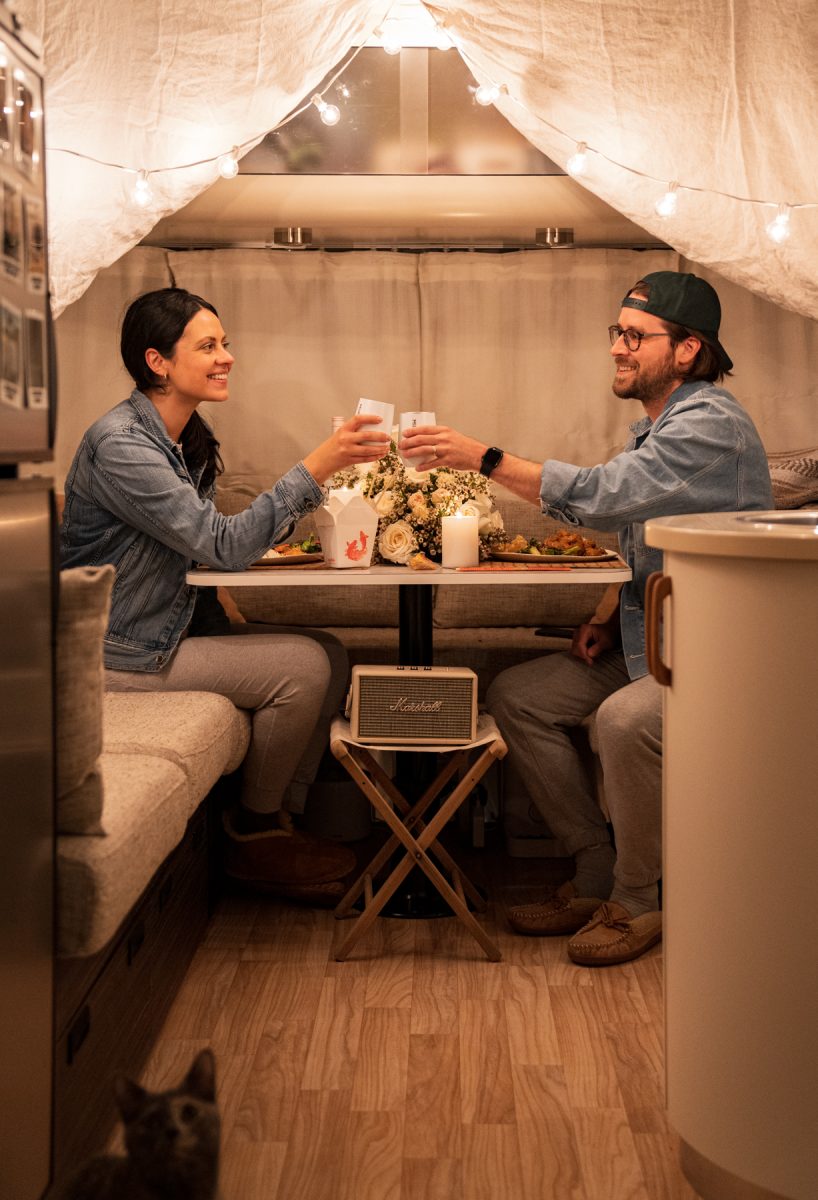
61 287 389 902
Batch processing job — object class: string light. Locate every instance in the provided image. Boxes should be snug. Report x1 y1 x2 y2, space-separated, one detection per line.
132 170 152 207
217 146 239 179
48 25 812 240
566 141 588 177
311 92 341 126
377 25 403 55
655 181 679 218
474 81 503 107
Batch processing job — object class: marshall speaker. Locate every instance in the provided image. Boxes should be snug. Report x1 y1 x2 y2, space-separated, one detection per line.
345 665 478 745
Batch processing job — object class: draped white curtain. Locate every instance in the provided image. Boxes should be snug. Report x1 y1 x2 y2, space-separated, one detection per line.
13 0 818 320
49 245 818 490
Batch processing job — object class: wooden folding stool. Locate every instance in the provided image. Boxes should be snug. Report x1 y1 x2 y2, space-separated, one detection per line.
329 713 507 962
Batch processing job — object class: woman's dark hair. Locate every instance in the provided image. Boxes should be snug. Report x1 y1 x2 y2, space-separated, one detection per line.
120 287 224 490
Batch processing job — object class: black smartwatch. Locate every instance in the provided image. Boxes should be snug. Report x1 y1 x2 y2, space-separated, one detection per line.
479 446 504 478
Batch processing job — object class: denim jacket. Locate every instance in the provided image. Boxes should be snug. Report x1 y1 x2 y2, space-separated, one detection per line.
539 380 773 680
61 389 325 671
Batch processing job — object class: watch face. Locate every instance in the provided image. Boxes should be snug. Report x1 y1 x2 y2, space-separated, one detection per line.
480 447 503 475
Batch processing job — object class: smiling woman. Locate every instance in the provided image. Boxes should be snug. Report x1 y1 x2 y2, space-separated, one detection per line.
59 285 391 902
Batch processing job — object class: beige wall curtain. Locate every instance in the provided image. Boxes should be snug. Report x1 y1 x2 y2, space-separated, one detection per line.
49 247 818 491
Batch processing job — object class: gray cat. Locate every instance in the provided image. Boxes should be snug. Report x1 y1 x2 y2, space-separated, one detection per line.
61 1048 220 1200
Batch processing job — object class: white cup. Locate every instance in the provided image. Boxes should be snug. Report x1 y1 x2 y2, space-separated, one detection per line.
399 410 437 468
356 397 394 433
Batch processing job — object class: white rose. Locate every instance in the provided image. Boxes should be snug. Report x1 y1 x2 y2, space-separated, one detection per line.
430 488 452 508
472 493 494 517
479 509 504 536
374 489 399 517
456 499 482 521
379 519 418 564
404 466 428 486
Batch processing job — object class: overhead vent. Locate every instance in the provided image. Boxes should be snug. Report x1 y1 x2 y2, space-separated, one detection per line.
145 48 662 251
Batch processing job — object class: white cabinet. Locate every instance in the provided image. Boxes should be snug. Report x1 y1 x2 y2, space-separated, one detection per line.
645 510 818 1200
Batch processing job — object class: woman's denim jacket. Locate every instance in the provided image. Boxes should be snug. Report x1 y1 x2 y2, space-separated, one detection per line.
61 389 325 672
539 380 773 680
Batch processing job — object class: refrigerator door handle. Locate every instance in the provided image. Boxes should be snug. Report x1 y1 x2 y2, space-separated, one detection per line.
645 570 672 686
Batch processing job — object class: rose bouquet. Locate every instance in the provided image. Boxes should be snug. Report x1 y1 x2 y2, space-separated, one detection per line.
330 441 506 565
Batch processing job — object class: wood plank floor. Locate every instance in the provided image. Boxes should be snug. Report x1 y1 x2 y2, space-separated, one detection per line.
137 832 700 1200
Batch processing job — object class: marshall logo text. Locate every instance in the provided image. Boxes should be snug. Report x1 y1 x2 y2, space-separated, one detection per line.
388 696 444 714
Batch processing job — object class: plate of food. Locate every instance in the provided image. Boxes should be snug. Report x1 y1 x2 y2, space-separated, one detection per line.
252 534 324 567
491 533 618 562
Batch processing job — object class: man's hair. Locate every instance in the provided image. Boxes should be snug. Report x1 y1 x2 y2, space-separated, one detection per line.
628 282 729 384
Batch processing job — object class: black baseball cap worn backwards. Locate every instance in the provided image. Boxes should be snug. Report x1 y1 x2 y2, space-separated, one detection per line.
621 270 733 372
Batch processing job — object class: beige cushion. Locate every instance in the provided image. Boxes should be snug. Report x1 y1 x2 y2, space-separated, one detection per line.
232 582 399 627
768 447 818 509
102 691 251 815
56 565 115 834
433 581 612 629
57 753 190 957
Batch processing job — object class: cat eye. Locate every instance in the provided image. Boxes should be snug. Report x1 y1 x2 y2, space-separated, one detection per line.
181 1103 199 1123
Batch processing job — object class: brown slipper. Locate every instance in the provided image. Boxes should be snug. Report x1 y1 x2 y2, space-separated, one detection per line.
223 808 356 887
507 881 604 936
567 901 662 966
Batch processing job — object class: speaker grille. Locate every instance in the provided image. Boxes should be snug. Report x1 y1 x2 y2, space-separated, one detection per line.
356 675 475 742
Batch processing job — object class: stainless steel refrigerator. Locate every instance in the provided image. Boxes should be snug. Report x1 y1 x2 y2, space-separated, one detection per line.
0 5 56 1198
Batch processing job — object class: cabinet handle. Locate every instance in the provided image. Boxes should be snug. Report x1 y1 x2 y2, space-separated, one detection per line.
645 570 672 686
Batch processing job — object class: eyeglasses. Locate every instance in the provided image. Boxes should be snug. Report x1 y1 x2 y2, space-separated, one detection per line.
608 325 673 351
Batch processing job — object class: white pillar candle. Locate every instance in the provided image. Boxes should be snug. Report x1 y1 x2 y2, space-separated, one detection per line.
441 513 479 568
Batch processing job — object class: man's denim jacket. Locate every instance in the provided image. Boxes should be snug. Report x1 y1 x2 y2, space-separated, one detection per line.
539 380 773 680
61 389 324 672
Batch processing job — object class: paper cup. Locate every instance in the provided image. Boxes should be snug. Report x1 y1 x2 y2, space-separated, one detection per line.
356 397 394 431
399 410 436 467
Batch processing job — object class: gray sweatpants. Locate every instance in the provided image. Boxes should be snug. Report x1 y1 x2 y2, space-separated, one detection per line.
486 650 663 890
105 623 348 815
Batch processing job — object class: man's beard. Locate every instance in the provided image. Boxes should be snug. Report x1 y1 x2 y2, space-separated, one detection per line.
612 351 680 403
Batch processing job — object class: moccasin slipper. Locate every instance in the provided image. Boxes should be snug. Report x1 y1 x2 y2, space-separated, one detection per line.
223 809 356 887
566 901 662 966
507 880 604 936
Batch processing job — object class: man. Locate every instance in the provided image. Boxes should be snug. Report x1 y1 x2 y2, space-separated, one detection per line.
399 271 773 965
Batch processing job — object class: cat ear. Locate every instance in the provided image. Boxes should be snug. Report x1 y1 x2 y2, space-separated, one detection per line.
114 1075 147 1121
185 1048 216 1102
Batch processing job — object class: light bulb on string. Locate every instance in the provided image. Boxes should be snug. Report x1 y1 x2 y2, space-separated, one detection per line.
217 147 239 179
380 27 402 55
474 81 502 107
132 170 152 208
655 181 679 218
566 141 588 177
766 203 791 244
311 93 340 126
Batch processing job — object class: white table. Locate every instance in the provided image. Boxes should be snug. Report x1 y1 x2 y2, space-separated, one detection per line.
187 561 631 665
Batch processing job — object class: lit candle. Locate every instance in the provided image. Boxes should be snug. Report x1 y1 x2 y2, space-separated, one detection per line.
441 512 479 568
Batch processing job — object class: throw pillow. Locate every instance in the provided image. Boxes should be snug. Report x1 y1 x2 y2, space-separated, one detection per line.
56 564 114 834
768 446 818 509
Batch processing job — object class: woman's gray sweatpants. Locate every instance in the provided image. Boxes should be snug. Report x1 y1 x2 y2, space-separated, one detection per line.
105 623 348 815
486 650 663 890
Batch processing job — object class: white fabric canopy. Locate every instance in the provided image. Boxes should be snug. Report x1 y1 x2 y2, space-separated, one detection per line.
15 0 818 319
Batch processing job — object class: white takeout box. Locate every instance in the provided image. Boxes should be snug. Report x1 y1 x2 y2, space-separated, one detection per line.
314 488 380 568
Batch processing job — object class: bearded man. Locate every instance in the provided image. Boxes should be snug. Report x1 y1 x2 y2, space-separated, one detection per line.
398 271 773 965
